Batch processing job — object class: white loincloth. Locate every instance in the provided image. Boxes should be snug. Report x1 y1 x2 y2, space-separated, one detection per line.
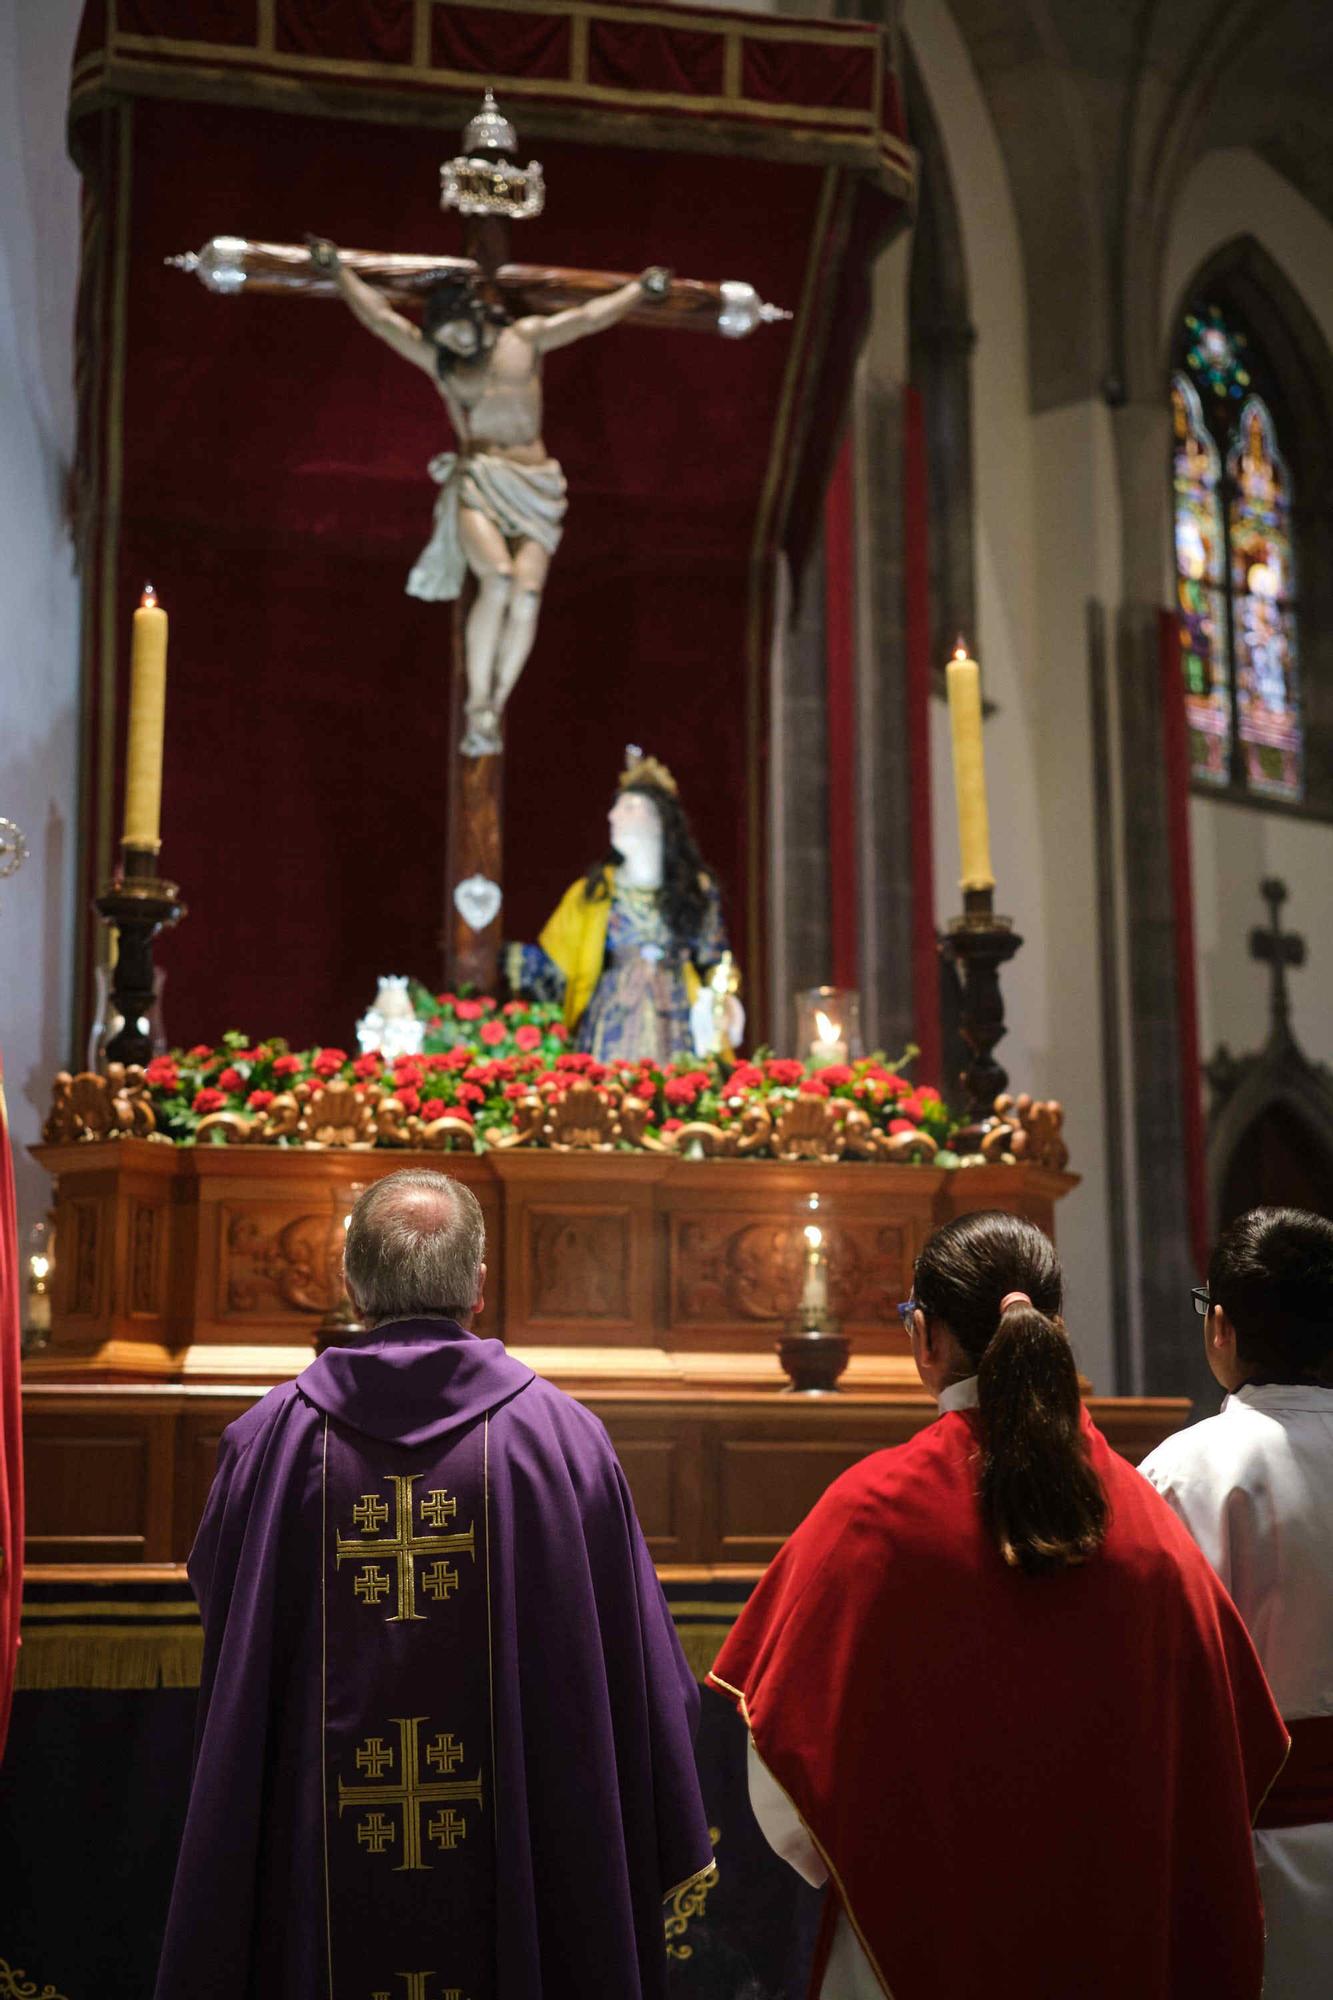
405 450 568 602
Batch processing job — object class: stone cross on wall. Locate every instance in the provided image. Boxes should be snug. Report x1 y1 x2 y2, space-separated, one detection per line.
1249 877 1306 1044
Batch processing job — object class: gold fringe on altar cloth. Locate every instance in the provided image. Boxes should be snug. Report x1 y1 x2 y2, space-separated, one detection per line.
16 1604 204 1691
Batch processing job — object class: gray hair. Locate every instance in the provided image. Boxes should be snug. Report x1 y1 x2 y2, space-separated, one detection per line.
344 1170 485 1325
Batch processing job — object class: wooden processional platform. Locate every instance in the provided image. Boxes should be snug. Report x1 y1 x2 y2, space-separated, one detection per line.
22 1142 1189 1573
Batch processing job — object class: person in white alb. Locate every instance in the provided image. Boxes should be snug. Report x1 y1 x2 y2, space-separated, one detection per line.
1140 1206 1333 1999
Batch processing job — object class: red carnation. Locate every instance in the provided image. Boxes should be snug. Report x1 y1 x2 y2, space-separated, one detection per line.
457 1082 485 1106
421 1097 446 1121
726 1063 764 1093
514 1024 542 1051
662 1118 683 1134
819 1063 853 1088
450 1104 475 1125
480 1020 507 1046
454 999 483 1021
503 1001 525 1017
901 1092 926 1122
889 1117 916 1135
187 1044 214 1061
764 1058 804 1087
632 1077 657 1102
311 1047 346 1079
247 1089 275 1111
353 1053 382 1079
504 1082 529 1101
549 1023 568 1042
664 1076 702 1107
144 1056 179 1090
192 1087 226 1114
427 1014 443 1031
394 1085 420 1113
799 1077 831 1097
445 1047 472 1071
217 1066 244 1092
272 1054 302 1078
393 1058 424 1088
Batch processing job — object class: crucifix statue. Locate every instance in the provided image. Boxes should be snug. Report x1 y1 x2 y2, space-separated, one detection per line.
169 90 787 987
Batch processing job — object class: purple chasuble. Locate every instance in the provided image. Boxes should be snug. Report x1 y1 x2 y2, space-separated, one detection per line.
154 1320 713 2000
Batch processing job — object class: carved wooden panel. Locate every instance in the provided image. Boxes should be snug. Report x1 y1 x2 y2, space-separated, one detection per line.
668 1216 914 1334
524 1205 633 1323
613 1441 677 1545
222 1205 340 1320
64 1198 104 1320
128 1199 169 1316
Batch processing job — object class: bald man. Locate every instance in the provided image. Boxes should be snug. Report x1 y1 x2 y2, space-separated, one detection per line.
156 1169 712 2000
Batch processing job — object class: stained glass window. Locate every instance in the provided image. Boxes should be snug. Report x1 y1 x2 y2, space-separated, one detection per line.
1172 304 1304 802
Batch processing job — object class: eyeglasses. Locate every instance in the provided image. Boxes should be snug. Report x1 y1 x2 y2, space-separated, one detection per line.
897 1297 919 1329
1191 1286 1210 1318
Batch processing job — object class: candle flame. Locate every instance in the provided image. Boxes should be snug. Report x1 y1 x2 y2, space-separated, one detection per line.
29 1254 50 1281
804 1223 823 1250
814 1009 839 1043
140 583 158 608
952 637 970 661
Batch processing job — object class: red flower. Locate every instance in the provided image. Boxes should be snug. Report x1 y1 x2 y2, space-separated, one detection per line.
247 1088 275 1111
272 1054 302 1078
192 1087 226 1114
819 1063 853 1088
313 1047 347 1078
480 1020 507 1046
549 1024 568 1042
394 1085 421 1114
726 1063 764 1093
421 1097 446 1121
353 1053 382 1080
799 1077 830 1097
216 1066 244 1092
662 1118 683 1134
514 1024 543 1052
503 1082 530 1101
445 1047 472 1071
664 1075 702 1107
454 999 483 1021
901 1092 927 1123
187 1044 214 1061
765 1058 804 1087
503 1000 525 1017
479 996 496 1010
450 1104 474 1125
393 1058 424 1088
144 1056 179 1090
457 1082 485 1107
916 1085 942 1104
631 1077 657 1103
427 1014 443 1031
889 1117 916 1135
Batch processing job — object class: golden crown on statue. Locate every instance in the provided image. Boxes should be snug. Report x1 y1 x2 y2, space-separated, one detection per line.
619 745 679 797
440 90 546 220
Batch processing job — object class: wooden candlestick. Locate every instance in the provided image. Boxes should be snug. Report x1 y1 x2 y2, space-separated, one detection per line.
93 845 185 1068
940 886 1023 1143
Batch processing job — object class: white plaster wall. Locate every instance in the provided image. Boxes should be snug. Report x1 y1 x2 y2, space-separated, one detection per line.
903 0 1119 1388
0 0 84 1249
1165 152 1333 1078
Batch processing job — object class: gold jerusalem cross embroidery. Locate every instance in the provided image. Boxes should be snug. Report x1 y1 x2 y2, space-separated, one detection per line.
338 1716 484 1872
370 1979 467 2000
337 1474 475 1622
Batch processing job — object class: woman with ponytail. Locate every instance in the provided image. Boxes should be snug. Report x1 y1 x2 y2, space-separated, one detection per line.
710 1211 1287 2000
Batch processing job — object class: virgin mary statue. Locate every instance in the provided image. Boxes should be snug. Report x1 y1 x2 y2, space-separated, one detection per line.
508 748 743 1063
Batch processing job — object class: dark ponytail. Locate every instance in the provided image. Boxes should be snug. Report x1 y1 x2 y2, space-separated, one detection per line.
913 1211 1108 1575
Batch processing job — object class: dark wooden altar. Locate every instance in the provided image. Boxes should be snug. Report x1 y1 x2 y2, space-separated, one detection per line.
23 1143 1189 1568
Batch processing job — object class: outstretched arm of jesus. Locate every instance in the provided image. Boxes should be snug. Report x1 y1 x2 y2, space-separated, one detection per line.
307 236 436 376
523 268 672 355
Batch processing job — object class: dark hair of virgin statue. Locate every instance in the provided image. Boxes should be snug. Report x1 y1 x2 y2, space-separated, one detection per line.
586 781 717 957
913 1210 1109 1576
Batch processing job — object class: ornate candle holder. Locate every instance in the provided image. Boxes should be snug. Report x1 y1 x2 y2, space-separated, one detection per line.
939 885 1023 1149
93 845 186 1069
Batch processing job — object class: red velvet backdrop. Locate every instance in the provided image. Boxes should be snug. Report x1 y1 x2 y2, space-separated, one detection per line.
70 2 910 1052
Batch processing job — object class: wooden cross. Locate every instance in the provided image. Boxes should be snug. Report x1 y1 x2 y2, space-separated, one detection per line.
336 1475 475 1623
338 1715 484 1872
1249 876 1305 1041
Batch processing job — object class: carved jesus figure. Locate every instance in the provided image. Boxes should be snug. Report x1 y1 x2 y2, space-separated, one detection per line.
308 238 671 756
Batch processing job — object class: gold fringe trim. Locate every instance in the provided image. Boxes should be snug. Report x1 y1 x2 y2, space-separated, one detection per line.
16 1625 203 1691
674 1622 736 1685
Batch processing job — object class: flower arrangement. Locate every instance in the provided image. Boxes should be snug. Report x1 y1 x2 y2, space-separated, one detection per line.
128 1000 963 1160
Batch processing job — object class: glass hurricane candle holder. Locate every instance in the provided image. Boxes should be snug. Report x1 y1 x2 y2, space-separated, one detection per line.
316 1179 368 1355
794 986 863 1067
